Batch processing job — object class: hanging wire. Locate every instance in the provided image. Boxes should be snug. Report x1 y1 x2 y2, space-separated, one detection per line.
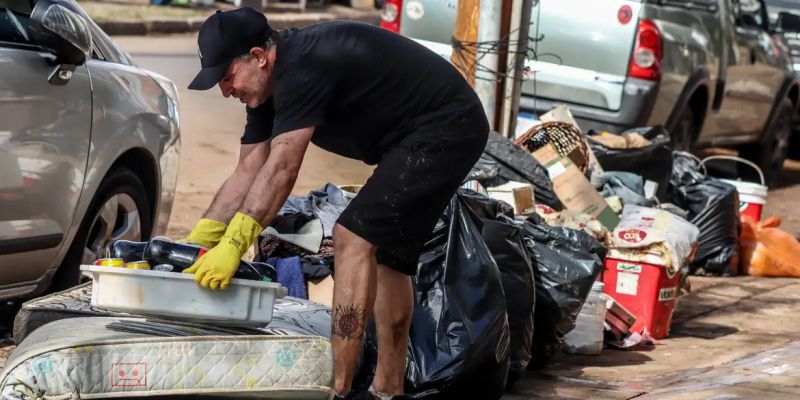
450 25 547 84
449 0 563 103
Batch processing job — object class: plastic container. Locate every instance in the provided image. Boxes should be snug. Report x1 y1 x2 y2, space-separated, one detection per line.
80 265 287 327
701 155 768 222
563 282 607 355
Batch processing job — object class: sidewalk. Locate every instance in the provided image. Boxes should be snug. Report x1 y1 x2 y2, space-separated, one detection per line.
79 0 381 35
506 276 800 399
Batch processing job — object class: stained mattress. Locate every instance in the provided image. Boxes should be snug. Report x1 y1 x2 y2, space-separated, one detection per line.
5 284 336 399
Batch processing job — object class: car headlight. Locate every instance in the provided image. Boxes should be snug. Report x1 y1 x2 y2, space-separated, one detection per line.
148 72 180 130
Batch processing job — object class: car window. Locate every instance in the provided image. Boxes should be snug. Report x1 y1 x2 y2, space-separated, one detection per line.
764 0 800 8
737 0 767 28
650 0 718 11
0 0 33 45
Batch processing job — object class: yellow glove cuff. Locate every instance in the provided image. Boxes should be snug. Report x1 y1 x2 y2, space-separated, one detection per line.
184 218 227 248
220 212 263 254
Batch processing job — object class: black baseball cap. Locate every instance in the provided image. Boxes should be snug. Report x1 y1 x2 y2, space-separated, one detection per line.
188 8 274 90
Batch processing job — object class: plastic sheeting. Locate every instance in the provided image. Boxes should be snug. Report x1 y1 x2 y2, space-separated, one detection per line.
668 153 740 276
262 296 332 337
520 215 606 368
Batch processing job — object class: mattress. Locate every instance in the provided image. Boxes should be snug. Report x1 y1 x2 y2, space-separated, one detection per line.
14 283 332 343
1 317 335 399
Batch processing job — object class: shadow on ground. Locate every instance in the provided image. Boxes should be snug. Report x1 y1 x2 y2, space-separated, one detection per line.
671 277 798 323
670 321 739 339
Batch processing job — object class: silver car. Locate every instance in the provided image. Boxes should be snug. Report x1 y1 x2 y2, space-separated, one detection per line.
0 0 180 298
384 0 800 184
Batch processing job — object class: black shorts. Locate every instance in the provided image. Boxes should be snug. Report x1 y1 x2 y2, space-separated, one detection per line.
337 106 489 275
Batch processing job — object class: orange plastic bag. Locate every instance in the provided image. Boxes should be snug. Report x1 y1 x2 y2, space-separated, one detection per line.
739 216 800 277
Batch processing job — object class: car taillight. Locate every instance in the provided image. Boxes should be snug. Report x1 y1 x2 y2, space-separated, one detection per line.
628 19 662 81
380 0 402 33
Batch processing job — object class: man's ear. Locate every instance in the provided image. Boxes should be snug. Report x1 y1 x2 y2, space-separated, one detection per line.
250 47 268 67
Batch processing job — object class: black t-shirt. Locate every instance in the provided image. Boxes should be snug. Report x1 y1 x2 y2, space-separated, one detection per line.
241 21 482 165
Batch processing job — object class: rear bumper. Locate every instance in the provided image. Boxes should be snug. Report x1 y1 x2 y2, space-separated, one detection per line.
519 78 660 133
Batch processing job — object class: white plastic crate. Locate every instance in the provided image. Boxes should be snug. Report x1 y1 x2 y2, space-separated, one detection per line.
80 265 287 326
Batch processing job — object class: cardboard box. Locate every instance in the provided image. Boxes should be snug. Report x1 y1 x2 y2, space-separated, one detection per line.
604 295 638 340
531 143 619 229
487 182 535 215
308 275 334 307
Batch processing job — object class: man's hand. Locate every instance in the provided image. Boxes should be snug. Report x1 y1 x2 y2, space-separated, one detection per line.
183 212 263 290
182 218 227 248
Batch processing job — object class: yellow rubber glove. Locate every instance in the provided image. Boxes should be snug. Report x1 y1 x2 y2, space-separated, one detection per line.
182 212 263 290
182 218 227 248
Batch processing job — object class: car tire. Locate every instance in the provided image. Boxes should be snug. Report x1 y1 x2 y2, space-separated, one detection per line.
670 107 696 152
49 167 152 292
740 99 792 187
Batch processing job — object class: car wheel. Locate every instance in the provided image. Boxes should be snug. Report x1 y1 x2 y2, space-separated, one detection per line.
49 167 152 291
741 99 792 187
670 107 695 152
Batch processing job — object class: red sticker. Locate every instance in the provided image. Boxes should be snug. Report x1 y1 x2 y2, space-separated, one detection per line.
112 363 147 387
618 5 633 25
618 229 647 243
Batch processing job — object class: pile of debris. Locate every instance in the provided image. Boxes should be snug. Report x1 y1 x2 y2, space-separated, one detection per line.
5 105 800 399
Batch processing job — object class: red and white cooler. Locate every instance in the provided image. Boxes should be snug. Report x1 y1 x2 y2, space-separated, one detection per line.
605 205 700 339
603 248 681 339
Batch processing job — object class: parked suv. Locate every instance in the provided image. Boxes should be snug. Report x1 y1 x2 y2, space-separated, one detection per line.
381 0 800 184
0 0 180 299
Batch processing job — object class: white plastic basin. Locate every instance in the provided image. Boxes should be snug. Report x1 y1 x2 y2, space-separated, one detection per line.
80 265 287 327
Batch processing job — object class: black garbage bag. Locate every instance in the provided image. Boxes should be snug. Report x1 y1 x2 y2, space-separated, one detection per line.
406 192 510 399
481 131 564 210
457 190 535 388
357 191 511 400
588 126 673 200
466 154 506 188
520 215 605 368
668 153 740 276
482 219 535 388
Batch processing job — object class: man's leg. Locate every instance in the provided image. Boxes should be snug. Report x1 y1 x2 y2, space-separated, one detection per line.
371 263 413 395
332 223 377 396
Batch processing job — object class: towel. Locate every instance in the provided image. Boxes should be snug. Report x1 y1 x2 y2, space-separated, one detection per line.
267 256 307 299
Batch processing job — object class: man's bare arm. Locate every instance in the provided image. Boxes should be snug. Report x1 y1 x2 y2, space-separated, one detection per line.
241 127 314 227
203 141 271 223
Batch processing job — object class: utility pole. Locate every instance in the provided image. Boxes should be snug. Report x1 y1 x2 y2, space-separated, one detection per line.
453 0 532 134
474 0 502 128
500 0 534 137
451 0 481 85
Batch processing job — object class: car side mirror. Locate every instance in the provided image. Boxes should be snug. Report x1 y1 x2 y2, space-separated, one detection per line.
27 0 92 85
777 12 800 33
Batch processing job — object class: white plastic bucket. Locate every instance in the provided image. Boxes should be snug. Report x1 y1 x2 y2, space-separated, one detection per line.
701 156 768 222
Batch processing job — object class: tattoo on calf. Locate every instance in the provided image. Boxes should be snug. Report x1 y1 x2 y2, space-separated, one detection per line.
333 304 365 341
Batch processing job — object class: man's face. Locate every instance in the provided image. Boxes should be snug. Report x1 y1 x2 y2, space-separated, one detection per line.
218 47 273 108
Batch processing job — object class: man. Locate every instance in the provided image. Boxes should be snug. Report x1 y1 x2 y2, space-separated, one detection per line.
182 8 488 398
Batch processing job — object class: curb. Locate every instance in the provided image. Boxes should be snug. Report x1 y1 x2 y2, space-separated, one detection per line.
97 11 380 35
